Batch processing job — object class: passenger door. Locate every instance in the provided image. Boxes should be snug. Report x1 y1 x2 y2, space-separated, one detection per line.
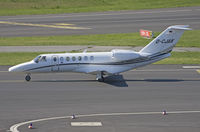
51 56 59 72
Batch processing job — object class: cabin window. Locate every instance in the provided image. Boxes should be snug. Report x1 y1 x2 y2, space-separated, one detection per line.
53 57 57 62
84 56 88 61
78 56 82 61
72 56 76 61
90 56 94 61
66 57 70 61
60 57 64 63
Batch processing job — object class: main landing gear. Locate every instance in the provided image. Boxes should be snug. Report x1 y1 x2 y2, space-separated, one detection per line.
96 71 104 82
25 74 31 81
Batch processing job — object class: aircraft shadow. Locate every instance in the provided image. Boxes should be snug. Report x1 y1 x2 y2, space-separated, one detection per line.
32 76 198 87
32 80 97 82
32 75 128 87
102 76 187 87
125 79 184 82
104 74 128 87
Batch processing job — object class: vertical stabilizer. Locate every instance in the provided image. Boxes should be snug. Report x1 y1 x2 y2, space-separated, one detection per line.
139 25 191 55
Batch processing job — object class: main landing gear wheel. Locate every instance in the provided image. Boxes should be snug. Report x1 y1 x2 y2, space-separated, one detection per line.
96 72 104 82
25 74 31 81
97 77 104 82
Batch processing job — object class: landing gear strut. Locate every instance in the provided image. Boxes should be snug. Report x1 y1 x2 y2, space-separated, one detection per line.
96 71 104 82
25 74 31 81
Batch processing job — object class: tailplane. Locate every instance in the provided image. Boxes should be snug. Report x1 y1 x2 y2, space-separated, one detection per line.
139 25 191 55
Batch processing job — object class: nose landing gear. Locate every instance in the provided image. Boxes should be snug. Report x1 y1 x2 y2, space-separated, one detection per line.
25 74 31 81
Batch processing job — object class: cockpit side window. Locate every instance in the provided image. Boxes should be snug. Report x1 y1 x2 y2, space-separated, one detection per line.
41 56 47 62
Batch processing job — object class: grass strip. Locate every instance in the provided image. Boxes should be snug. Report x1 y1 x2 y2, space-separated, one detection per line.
0 52 199 66
0 0 200 16
155 52 200 64
0 30 199 47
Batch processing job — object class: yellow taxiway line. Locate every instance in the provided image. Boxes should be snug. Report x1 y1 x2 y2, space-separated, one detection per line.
54 23 74 26
0 21 90 30
196 70 200 74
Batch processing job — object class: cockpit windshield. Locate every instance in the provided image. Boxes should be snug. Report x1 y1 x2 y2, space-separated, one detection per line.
33 56 41 63
33 55 47 63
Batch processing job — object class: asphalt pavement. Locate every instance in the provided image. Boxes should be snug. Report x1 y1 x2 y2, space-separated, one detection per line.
0 46 200 52
0 6 199 37
0 64 200 132
0 6 200 132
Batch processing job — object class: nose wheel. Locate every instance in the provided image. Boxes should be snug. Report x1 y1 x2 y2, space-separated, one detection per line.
25 74 31 81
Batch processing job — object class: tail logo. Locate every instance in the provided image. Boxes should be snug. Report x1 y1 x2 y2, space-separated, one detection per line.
156 39 175 44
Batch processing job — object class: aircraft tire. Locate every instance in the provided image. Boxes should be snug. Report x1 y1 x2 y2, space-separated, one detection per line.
97 77 104 82
25 75 31 81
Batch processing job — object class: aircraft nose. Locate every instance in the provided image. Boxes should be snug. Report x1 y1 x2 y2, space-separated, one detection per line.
8 62 30 72
8 61 35 72
8 66 14 72
8 65 20 72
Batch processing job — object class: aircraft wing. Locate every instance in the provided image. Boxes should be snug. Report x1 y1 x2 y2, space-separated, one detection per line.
74 66 114 75
88 71 113 75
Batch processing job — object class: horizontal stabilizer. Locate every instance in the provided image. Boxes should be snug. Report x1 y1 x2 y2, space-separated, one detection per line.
169 25 191 30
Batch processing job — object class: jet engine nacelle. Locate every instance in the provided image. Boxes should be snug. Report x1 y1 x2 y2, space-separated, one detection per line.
111 49 140 61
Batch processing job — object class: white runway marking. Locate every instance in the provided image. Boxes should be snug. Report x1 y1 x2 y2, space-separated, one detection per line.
71 122 102 127
182 66 200 69
10 110 200 132
10 116 71 132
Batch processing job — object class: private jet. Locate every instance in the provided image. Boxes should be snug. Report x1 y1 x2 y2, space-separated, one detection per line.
9 25 191 82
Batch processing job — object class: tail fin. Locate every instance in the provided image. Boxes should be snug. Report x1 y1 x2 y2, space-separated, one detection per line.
139 25 191 55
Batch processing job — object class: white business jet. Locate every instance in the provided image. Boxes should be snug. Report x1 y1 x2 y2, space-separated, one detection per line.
9 25 191 82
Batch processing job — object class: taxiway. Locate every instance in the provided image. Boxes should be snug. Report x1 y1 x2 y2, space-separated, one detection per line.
0 64 200 132
0 6 200 37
